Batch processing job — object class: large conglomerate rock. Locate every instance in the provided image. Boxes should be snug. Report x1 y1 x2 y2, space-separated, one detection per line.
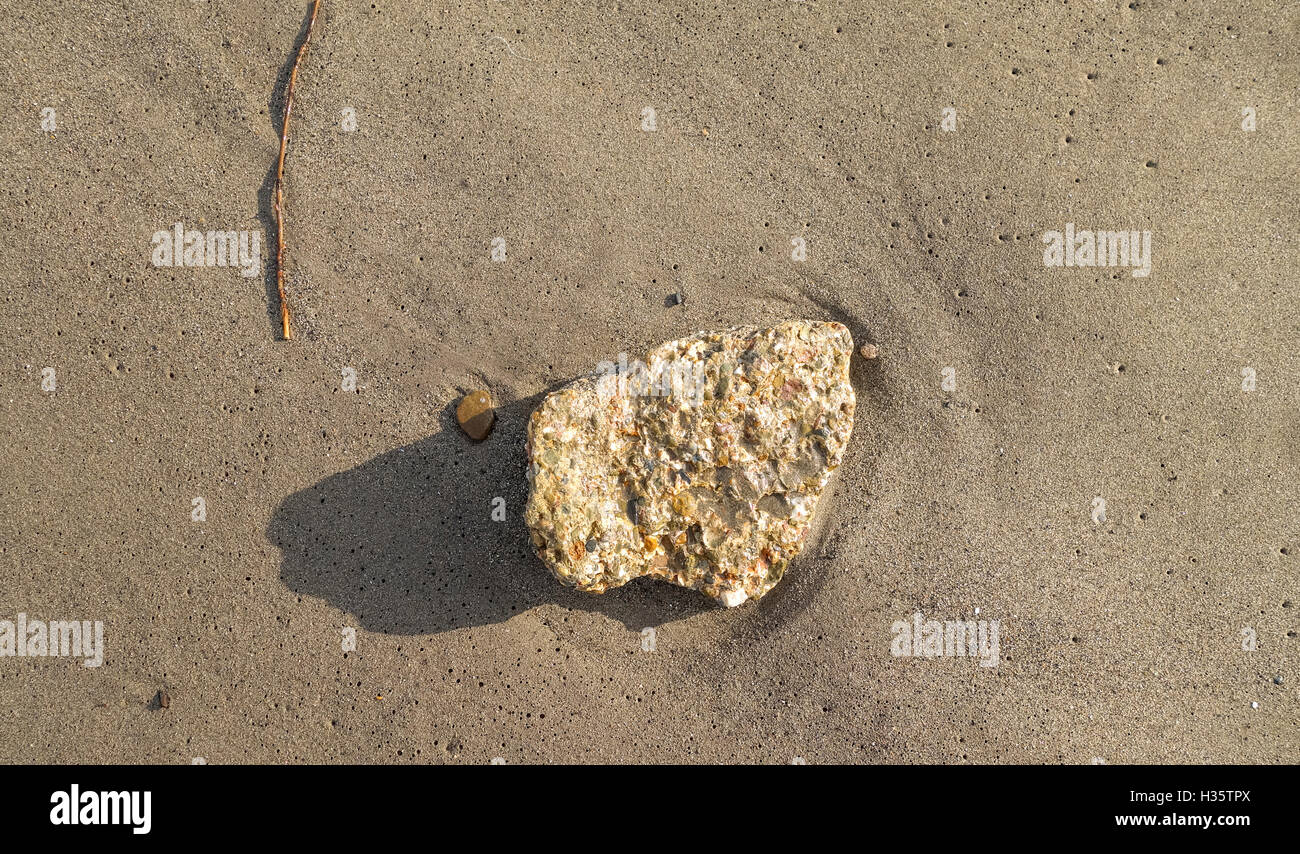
524 321 856 607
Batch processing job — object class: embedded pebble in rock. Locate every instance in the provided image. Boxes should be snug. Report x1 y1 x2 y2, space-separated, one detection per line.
524 320 856 607
456 390 495 440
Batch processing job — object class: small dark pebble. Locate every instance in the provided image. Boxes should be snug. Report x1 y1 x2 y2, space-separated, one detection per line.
1274 676 1284 685
156 690 170 710
666 291 684 307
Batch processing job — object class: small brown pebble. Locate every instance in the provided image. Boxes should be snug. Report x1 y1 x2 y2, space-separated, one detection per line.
456 390 496 440
859 343 878 359
157 690 170 709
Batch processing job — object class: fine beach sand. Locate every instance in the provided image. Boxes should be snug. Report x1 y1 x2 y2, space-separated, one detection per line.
1 1 1296 763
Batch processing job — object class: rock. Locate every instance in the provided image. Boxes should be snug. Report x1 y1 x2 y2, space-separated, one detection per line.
859 343 878 359
524 320 856 606
666 291 684 307
456 390 495 440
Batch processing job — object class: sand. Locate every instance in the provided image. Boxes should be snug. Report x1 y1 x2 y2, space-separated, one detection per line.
0 0 1296 763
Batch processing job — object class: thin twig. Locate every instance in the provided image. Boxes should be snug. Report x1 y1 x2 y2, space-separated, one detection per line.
274 0 321 341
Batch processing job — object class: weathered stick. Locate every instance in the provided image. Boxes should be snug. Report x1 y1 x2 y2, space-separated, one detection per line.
274 0 321 340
